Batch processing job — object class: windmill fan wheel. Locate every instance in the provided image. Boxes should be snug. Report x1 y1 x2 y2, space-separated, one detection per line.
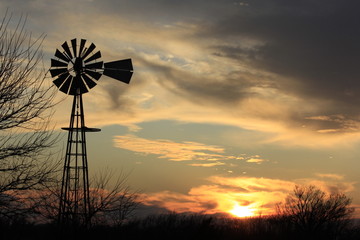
50 38 103 95
50 38 134 96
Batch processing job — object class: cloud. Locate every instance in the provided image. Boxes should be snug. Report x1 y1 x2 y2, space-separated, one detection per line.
296 177 355 195
140 175 356 216
113 134 240 162
129 47 360 148
202 0 360 127
315 173 344 181
5 1 360 148
188 162 226 167
113 135 269 166
246 158 267 164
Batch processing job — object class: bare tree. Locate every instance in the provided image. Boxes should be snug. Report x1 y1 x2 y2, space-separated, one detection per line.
0 11 58 221
88 169 140 226
276 185 354 238
29 169 140 226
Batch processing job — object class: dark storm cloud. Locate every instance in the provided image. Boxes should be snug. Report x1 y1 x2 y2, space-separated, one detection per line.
87 0 239 23
102 82 135 111
205 0 360 114
199 201 218 210
136 56 264 106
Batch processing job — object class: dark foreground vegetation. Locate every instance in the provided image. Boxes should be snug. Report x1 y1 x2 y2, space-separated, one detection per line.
1 213 360 240
1 184 358 240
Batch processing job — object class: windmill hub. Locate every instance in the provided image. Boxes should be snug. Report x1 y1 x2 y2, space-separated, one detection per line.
73 57 84 75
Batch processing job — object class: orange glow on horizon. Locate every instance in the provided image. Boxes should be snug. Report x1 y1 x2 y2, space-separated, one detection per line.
229 203 256 218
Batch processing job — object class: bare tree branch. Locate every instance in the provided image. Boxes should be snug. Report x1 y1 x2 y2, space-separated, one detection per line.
276 185 354 238
26 168 140 226
0 11 59 221
89 169 140 226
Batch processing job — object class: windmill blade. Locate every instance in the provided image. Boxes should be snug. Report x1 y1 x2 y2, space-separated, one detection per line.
55 49 70 62
82 43 96 59
103 69 133 84
61 41 73 59
84 51 101 63
82 74 97 89
59 75 73 94
71 39 77 57
50 68 68 77
85 61 103 69
69 75 88 95
53 72 70 88
104 59 133 71
79 39 86 57
51 58 68 67
85 69 102 80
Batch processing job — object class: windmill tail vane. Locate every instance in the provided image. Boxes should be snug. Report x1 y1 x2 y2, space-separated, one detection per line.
50 38 133 226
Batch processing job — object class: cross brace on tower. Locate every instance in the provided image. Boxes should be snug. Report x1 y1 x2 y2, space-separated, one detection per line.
58 93 100 226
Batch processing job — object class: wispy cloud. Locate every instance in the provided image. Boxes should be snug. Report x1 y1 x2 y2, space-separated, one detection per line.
188 162 226 167
246 158 266 164
113 134 241 162
315 173 344 180
245 155 268 164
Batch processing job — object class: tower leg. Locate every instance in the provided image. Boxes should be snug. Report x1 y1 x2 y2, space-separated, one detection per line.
58 93 91 227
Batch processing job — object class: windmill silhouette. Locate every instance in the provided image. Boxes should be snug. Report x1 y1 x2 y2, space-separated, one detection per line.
50 38 133 226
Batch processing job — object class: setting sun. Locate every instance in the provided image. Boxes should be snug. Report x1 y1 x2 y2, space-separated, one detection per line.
229 203 256 218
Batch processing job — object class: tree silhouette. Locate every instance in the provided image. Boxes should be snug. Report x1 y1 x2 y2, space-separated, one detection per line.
276 185 354 239
89 169 140 226
0 12 58 222
29 169 140 226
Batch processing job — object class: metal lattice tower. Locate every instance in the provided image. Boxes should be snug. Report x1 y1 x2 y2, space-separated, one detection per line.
58 93 99 226
50 38 133 226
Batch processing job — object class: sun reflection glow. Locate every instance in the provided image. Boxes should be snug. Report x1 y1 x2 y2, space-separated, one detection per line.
229 203 256 218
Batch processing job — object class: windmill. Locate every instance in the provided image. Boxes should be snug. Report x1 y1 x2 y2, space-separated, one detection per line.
50 38 133 226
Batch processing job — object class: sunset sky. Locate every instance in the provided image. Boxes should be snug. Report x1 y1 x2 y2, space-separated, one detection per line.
3 0 360 217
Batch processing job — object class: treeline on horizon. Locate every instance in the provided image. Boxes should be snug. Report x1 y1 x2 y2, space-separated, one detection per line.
1 212 360 240
1 184 359 240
